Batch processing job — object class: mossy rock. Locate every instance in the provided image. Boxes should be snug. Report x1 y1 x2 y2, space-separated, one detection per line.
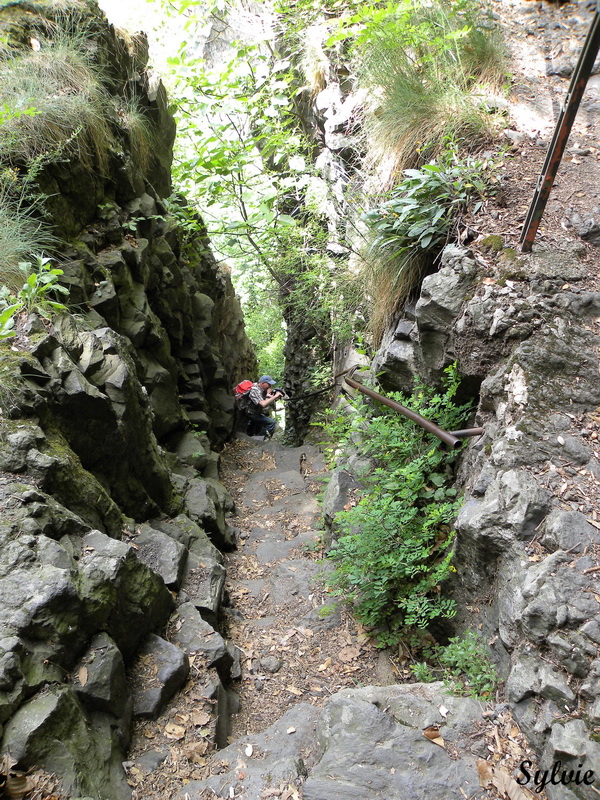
40 428 124 537
1 685 131 800
480 234 504 252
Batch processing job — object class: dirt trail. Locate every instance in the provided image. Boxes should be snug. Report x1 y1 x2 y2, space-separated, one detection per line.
219 437 389 739
126 436 391 799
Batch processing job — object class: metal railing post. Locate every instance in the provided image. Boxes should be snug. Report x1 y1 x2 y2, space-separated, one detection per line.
520 4 600 252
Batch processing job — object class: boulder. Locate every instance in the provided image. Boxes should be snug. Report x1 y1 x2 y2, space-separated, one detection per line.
541 510 600 555
322 468 361 532
180 553 226 626
131 525 187 589
1 685 131 800
150 514 223 563
303 693 482 800
184 477 236 550
77 530 174 659
74 632 129 719
169 602 233 679
170 429 210 471
131 634 189 720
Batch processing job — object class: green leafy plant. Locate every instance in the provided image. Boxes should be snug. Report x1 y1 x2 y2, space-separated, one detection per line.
363 145 496 340
0 302 21 340
313 404 356 467
15 255 69 319
410 660 436 683
438 630 497 697
324 364 472 646
410 630 497 698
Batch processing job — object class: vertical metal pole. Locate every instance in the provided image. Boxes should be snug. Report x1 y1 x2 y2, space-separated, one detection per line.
520 5 600 252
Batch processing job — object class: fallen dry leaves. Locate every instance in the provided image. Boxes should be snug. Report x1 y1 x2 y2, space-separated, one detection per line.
477 760 536 800
422 726 445 749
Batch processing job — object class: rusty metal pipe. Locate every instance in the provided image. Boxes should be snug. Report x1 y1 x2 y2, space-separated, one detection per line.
343 374 462 449
448 427 484 438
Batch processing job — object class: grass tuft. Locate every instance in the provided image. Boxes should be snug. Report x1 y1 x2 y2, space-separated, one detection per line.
0 27 113 172
354 0 506 182
114 95 155 172
0 188 57 292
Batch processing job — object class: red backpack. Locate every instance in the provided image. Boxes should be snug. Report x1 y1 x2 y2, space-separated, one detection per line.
234 380 253 399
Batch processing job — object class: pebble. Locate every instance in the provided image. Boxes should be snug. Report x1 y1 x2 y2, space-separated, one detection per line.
260 656 282 673
254 678 264 691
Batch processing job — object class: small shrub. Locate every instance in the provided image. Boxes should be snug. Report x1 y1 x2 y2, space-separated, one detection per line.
410 661 436 683
438 630 497 698
363 147 494 340
410 630 497 698
324 364 472 646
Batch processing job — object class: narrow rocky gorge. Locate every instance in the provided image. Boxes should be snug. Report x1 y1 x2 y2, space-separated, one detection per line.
127 436 544 800
0 0 599 798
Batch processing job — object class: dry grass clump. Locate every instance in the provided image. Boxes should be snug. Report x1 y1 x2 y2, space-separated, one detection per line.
356 0 506 183
0 31 112 171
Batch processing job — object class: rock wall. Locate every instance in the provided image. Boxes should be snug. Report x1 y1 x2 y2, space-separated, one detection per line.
0 2 255 797
371 243 600 799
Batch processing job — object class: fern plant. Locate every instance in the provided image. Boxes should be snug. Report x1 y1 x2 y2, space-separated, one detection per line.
324 365 472 646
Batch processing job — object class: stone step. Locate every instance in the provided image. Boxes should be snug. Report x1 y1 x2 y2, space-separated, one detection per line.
266 558 327 611
174 703 322 800
252 492 321 519
254 530 315 565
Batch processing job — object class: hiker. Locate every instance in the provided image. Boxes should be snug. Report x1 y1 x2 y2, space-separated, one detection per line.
237 375 284 439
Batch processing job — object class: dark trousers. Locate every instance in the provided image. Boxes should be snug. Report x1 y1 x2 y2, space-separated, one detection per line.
246 413 275 438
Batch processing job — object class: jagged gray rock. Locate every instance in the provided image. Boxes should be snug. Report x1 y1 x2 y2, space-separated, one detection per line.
303 693 482 800
132 525 188 589
2 685 131 800
180 552 226 625
78 530 174 660
321 468 361 531
132 634 189 720
74 633 129 718
170 602 233 679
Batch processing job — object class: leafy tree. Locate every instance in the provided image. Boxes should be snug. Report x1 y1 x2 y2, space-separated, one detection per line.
157 0 360 440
